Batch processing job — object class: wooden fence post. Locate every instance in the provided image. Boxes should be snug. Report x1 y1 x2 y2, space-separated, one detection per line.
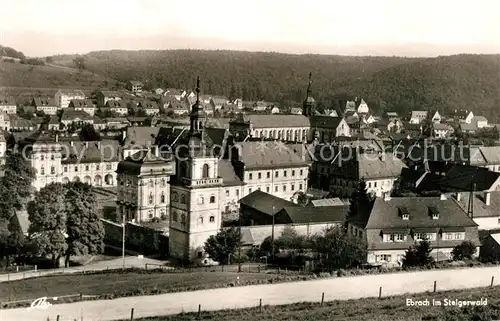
491 276 495 287
321 292 325 305
379 286 382 299
433 281 437 293
221 265 224 272
80 293 83 301
198 304 201 319
259 298 262 312
130 308 134 321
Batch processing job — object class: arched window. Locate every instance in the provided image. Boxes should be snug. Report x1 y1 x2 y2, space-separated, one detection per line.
180 195 186 204
199 196 204 204
209 196 215 203
149 179 154 187
202 164 209 178
181 214 186 225
160 192 165 203
40 155 44 161
209 216 215 222
161 178 166 187
148 210 153 218
51 155 54 161
50 166 55 174
172 212 178 222
172 192 179 202
198 216 204 224
148 192 154 204
40 166 45 175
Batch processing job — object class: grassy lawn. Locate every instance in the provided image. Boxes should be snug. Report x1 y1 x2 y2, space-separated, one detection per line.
0 269 289 304
124 286 500 321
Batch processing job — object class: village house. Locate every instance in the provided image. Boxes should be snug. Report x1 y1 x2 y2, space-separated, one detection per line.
127 81 143 93
138 101 160 116
356 98 369 114
54 89 85 108
344 100 356 113
105 100 130 116
48 116 59 131
290 107 302 115
269 106 280 114
329 153 407 198
453 110 474 124
9 116 35 131
0 96 17 114
433 123 453 138
31 97 58 115
480 233 500 262
0 113 10 131
163 88 187 101
431 111 442 123
95 90 128 107
164 99 189 115
69 99 96 116
60 108 94 128
348 195 480 266
210 96 229 110
454 192 500 230
105 117 130 130
409 111 428 124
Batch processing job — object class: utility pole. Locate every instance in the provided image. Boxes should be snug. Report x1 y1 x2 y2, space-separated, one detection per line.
122 213 126 269
271 205 275 262
238 207 242 272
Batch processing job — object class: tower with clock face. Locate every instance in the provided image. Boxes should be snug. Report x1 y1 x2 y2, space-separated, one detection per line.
169 77 223 263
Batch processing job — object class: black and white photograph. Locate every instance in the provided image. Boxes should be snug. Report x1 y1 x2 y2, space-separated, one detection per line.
0 0 499 320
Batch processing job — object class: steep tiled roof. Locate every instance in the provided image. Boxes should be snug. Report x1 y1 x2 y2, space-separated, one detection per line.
455 192 500 218
0 96 15 105
48 116 59 125
439 165 500 192
357 154 407 179
479 147 500 164
231 114 310 128
60 140 120 164
123 126 160 147
235 141 308 169
433 123 452 131
239 190 298 215
218 159 242 186
33 97 56 107
106 99 128 108
70 99 95 108
116 149 165 175
361 197 478 230
139 101 159 109
61 108 93 121
310 198 345 207
280 206 348 224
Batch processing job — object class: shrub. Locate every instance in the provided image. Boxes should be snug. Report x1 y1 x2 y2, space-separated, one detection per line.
452 241 477 261
403 239 435 268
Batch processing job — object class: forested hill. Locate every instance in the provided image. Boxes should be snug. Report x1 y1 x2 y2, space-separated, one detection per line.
48 50 500 120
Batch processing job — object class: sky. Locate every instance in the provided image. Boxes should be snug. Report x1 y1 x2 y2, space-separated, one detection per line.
0 0 499 57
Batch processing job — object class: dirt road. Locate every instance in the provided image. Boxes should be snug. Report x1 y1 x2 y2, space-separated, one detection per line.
1 266 498 321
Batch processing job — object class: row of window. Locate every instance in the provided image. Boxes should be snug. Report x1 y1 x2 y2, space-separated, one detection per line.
171 212 216 224
248 169 304 180
62 164 113 173
120 178 167 188
376 254 404 263
383 232 465 242
248 183 304 194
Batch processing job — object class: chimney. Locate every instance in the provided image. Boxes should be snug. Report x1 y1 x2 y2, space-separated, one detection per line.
456 192 461 202
485 192 491 206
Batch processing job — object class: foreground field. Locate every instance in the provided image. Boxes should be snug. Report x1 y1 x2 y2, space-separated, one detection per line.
127 286 500 321
0 269 282 303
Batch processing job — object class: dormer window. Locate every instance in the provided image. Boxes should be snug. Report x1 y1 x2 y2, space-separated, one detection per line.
429 206 439 220
399 207 410 220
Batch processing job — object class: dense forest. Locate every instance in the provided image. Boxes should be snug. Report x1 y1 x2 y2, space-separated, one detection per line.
0 45 26 60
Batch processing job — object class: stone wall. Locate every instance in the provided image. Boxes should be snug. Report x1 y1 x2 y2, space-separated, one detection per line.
101 218 168 257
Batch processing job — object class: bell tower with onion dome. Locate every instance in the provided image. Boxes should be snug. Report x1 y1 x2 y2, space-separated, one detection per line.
169 77 223 264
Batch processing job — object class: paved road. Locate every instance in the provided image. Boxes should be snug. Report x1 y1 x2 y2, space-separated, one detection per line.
0 256 166 283
1 266 499 321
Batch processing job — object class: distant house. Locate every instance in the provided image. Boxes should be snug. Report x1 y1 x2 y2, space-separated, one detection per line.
54 89 85 108
0 96 17 114
474 116 488 129
95 90 127 107
290 107 302 115
154 88 164 95
164 98 189 115
0 113 10 131
93 116 106 131
270 106 280 114
480 233 500 262
431 111 442 123
9 116 35 131
348 195 481 266
459 116 488 134
127 81 143 93
48 116 60 131
453 110 474 124
138 101 159 116
105 100 129 116
356 98 369 114
410 111 428 124
105 117 130 130
433 123 453 138
60 108 94 127
163 88 186 101
344 100 356 113
454 191 500 231
385 112 400 121
69 99 96 116
323 109 339 117
210 96 229 110
362 114 376 124
31 97 57 115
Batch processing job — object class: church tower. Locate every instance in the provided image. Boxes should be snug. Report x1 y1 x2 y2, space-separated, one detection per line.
302 72 315 117
169 77 223 263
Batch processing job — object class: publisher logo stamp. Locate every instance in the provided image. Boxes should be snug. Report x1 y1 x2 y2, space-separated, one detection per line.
28 297 58 310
